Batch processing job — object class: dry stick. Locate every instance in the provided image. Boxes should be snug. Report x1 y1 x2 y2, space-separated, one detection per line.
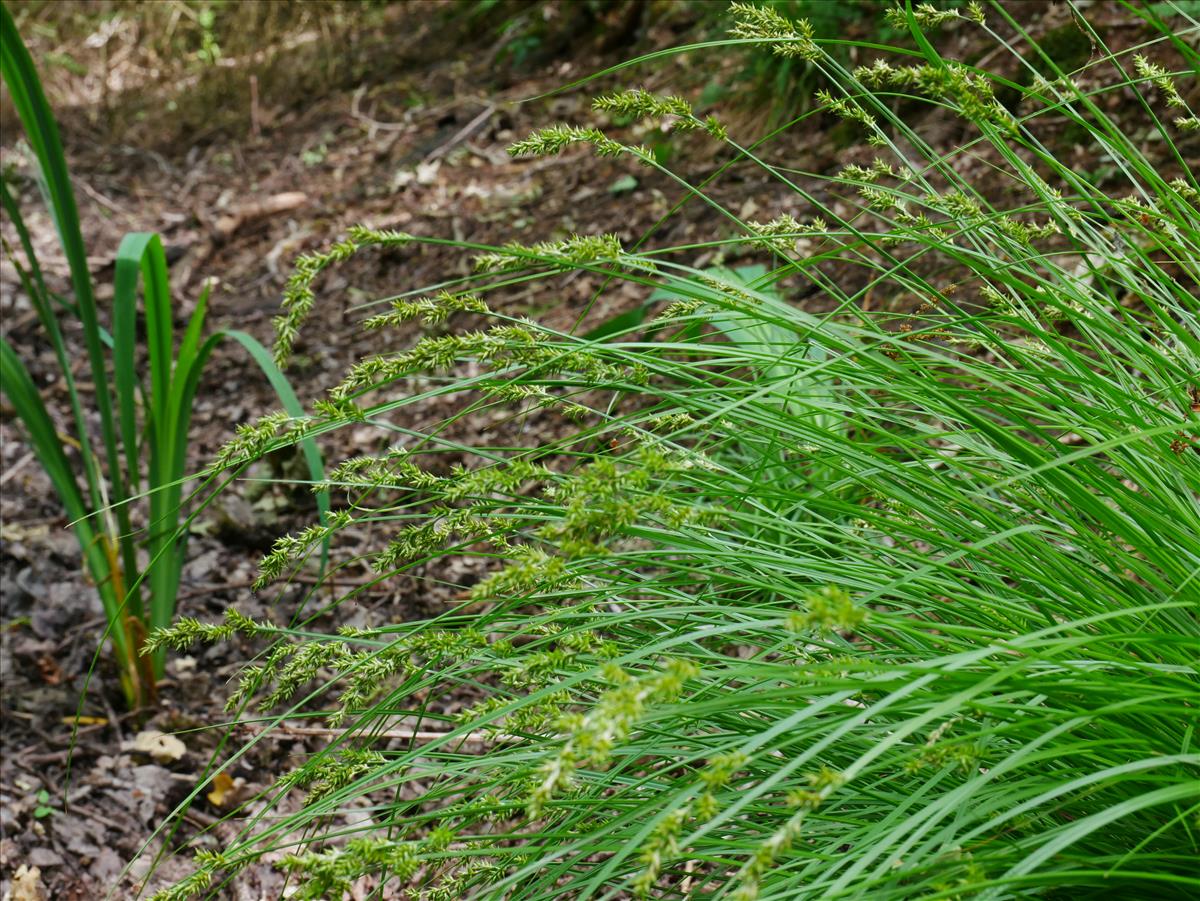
424 103 497 162
237 722 504 746
75 803 137 834
76 177 135 220
464 140 511 167
176 575 390 600
350 84 411 135
249 74 261 140
212 191 308 241
0 450 36 486
681 858 696 895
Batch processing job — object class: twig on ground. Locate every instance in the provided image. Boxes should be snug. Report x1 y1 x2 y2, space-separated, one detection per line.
75 178 136 221
350 84 412 136
425 103 497 162
176 575 392 600
0 451 36 487
237 722 504 746
212 192 308 241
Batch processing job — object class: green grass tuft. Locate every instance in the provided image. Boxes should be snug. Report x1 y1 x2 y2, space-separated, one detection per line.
145 1 1198 897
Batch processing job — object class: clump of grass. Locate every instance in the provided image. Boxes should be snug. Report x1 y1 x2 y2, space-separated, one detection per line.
145 1 1198 898
0 5 323 709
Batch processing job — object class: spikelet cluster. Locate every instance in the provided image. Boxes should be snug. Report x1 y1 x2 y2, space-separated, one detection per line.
884 1 985 28
279 836 427 900
729 2 819 61
329 323 644 403
904 718 982 774
733 767 847 901
816 89 877 134
213 410 316 470
653 297 705 322
923 189 1058 246
508 123 627 158
1134 55 1200 131
591 88 728 140
865 182 1059 254
458 687 575 737
142 608 274 655
632 749 748 895
318 447 445 494
255 509 352 589
453 447 718 605
855 60 1016 133
473 233 624 273
277 747 389 802
500 626 620 692
479 381 592 420
422 857 511 901
363 291 487 329
786 585 867 634
146 851 231 901
275 225 413 366
526 659 699 817
372 506 495 572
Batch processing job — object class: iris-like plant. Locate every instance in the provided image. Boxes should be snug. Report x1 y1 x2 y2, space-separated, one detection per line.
0 3 324 709
144 1 1197 897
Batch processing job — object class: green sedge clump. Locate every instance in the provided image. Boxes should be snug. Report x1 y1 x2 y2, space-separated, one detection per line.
143 3 1200 899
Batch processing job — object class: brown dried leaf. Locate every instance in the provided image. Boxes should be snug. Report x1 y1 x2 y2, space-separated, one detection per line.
127 730 187 763
206 771 245 808
6 864 46 901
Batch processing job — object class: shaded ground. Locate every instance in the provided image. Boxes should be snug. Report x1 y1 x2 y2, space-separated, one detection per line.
1 2 1192 896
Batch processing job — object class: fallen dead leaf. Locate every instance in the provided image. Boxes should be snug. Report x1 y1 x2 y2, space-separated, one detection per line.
60 715 107 727
206 771 245 808
34 656 62 685
4 864 45 901
25 849 61 868
126 730 187 763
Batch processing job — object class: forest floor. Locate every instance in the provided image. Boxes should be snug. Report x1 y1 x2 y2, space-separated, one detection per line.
0 2 1191 898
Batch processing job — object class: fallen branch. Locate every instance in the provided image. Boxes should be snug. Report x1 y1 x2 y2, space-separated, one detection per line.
425 103 497 162
212 191 308 241
237 721 505 746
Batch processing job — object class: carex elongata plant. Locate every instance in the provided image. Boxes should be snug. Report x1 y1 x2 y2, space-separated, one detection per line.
0 2 325 709
144 1 1198 898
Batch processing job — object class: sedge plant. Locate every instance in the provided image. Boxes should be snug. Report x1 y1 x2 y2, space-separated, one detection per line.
0 2 325 709
143 1 1198 897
